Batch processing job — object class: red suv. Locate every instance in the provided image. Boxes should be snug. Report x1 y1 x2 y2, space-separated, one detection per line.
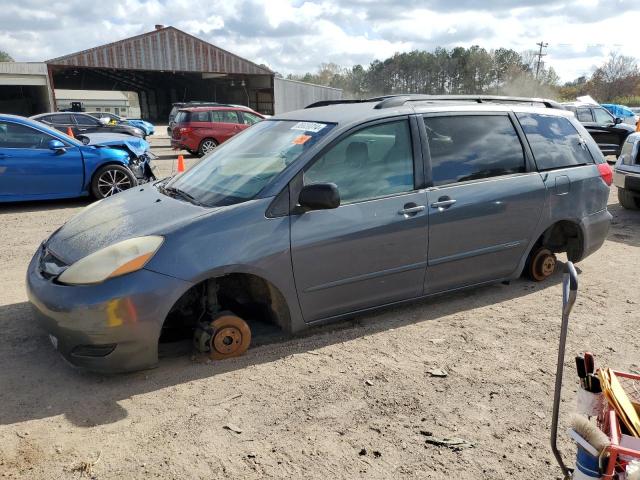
171 106 264 156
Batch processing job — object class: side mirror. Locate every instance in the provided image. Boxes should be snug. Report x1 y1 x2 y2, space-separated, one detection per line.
48 139 66 153
77 135 91 145
298 183 340 211
614 117 623 125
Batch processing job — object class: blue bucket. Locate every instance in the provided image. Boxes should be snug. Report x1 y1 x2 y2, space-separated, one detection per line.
575 444 600 478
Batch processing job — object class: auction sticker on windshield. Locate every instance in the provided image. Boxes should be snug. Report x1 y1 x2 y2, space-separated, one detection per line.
291 122 327 133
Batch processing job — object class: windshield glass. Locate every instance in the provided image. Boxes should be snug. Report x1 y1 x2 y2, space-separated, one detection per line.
165 120 335 207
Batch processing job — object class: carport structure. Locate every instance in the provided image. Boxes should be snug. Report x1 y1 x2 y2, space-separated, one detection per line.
46 25 275 121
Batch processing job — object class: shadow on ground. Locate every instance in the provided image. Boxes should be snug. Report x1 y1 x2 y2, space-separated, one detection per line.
0 269 566 428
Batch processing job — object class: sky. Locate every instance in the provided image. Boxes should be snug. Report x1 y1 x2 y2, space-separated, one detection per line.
1 0 639 82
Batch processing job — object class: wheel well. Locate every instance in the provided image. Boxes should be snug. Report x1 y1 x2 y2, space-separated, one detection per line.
159 273 291 343
534 220 584 262
88 161 131 189
199 137 218 149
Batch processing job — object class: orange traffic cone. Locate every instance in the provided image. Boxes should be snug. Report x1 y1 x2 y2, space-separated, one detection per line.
66 127 75 138
177 155 185 173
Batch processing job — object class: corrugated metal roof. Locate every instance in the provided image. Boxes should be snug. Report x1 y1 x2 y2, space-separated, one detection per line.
46 26 272 76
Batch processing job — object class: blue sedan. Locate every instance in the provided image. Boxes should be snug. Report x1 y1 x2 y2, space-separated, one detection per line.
0 114 155 202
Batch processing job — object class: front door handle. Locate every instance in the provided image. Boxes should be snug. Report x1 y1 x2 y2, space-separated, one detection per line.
430 197 457 209
398 204 425 216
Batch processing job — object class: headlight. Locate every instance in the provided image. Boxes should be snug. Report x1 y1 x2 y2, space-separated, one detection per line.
57 236 164 285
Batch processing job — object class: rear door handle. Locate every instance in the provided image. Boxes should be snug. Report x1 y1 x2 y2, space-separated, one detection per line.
430 198 457 209
398 205 425 216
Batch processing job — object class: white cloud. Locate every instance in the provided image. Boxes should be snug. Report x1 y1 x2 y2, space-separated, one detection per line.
1 0 639 81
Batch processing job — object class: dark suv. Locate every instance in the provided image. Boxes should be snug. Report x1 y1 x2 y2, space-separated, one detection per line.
31 112 145 138
563 102 635 157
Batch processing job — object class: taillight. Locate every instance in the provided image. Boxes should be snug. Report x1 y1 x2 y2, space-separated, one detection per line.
177 126 191 136
597 163 613 186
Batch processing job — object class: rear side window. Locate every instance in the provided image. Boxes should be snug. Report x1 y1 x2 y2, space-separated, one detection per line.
189 111 210 122
517 113 594 170
424 115 526 186
174 111 190 123
576 108 593 122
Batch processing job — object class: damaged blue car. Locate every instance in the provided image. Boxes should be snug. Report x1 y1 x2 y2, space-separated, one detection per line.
0 114 156 202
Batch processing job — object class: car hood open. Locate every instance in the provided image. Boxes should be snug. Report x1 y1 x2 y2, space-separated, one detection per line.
46 185 214 265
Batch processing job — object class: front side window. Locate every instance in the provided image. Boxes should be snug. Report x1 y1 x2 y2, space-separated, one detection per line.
517 113 594 170
593 108 614 124
211 110 241 124
0 122 55 149
424 115 525 186
166 120 335 207
305 120 414 204
241 112 262 125
576 108 593 122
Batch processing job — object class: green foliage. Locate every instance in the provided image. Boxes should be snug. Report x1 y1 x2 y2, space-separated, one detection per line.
0 51 14 62
289 46 559 98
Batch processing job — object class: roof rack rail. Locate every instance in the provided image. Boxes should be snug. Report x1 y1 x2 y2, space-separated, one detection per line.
304 96 397 109
373 94 565 110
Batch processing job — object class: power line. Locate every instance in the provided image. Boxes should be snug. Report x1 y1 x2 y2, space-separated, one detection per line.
535 41 549 79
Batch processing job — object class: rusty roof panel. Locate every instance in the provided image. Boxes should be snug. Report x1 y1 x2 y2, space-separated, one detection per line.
46 26 272 76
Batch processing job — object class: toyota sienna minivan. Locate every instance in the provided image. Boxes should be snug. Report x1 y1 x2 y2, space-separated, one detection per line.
27 95 612 373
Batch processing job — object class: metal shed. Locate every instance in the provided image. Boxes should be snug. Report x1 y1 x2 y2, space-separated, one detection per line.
46 25 275 121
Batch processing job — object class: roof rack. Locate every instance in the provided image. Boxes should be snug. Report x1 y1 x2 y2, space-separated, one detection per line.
373 94 565 110
304 96 398 109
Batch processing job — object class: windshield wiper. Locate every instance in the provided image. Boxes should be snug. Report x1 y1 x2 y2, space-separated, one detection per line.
159 185 204 206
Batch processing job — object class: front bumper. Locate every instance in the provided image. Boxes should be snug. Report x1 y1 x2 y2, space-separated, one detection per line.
614 167 640 193
26 245 193 373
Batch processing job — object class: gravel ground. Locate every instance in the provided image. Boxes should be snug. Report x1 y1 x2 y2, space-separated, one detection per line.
0 131 638 479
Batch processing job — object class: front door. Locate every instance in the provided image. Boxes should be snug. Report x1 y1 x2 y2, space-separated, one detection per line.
0 121 83 197
290 118 428 322
422 113 546 293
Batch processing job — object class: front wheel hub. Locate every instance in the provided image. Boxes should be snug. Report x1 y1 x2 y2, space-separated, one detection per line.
194 313 251 360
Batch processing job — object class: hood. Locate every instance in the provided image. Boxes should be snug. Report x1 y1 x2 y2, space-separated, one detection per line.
80 132 150 157
46 185 214 264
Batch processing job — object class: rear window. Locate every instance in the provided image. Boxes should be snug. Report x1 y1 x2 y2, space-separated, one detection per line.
516 113 594 171
424 115 526 186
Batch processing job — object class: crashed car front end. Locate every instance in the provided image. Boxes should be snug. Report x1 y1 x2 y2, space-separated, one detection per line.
78 133 158 183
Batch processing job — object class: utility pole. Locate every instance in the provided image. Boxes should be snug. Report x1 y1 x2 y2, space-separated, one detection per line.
535 41 549 80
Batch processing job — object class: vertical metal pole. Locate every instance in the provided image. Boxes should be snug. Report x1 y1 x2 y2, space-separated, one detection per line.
551 262 578 480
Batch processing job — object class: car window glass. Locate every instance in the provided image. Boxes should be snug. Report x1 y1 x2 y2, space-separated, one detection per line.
593 108 613 124
215 111 240 124
517 113 594 170
0 121 55 149
576 108 593 122
189 111 209 122
241 112 262 125
75 115 99 126
174 111 189 123
51 114 73 124
424 115 525 186
305 120 414 204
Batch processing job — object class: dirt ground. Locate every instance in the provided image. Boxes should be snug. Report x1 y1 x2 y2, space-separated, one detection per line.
0 131 638 479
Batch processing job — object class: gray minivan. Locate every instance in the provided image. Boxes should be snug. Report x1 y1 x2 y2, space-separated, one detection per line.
27 96 613 373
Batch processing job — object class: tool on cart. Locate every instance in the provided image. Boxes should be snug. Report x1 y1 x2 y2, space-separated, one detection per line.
551 262 640 479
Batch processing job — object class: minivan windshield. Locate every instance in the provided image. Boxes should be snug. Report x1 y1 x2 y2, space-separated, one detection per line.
164 119 335 207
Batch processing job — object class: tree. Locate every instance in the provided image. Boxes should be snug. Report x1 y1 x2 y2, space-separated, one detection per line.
589 52 639 102
0 51 14 62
